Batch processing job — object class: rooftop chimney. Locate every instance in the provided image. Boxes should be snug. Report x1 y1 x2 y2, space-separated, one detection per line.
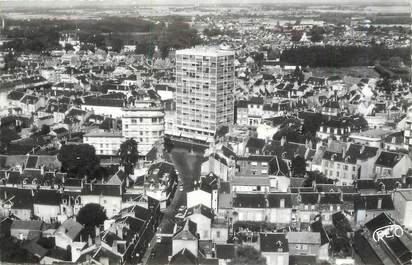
281 136 286 147
377 197 382 209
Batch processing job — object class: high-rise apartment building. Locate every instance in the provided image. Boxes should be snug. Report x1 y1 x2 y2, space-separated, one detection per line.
175 47 235 141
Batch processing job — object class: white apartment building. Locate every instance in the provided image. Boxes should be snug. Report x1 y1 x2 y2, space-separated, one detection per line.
83 131 123 156
122 93 165 155
175 47 235 141
83 89 165 156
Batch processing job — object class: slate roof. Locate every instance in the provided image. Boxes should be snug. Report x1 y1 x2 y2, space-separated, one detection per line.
215 244 235 260
299 192 319 205
170 248 197 265
364 213 412 264
260 232 289 252
34 189 61 206
233 193 266 208
310 219 330 245
57 219 83 240
83 96 124 107
344 144 379 164
264 141 308 161
186 204 214 220
173 219 198 241
11 220 42 231
81 183 122 197
375 151 403 168
319 192 342 205
287 232 321 245
267 193 292 208
354 195 394 210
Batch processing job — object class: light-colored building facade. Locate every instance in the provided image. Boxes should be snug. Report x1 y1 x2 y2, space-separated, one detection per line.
122 96 165 156
175 47 235 141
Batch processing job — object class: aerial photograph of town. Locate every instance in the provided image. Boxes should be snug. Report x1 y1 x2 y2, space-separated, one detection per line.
0 0 411 264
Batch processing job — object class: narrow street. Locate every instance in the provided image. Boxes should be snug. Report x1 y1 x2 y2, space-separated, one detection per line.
142 147 205 265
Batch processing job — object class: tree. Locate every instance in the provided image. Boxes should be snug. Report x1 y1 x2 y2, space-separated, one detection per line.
291 155 306 177
164 136 174 153
291 30 303 42
0 127 19 153
229 245 266 265
77 203 107 236
111 37 123 53
57 144 100 178
216 125 229 138
40 124 50 135
310 26 325 43
303 170 334 187
119 138 139 175
64 43 74 52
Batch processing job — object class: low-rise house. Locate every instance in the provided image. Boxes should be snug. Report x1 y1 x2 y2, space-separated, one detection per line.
286 232 321 258
354 194 394 226
33 189 61 223
185 204 214 240
144 162 178 210
233 193 266 222
317 119 351 141
374 151 412 179
11 220 43 240
267 193 293 224
80 183 123 218
393 189 412 231
54 218 83 250
260 232 289 265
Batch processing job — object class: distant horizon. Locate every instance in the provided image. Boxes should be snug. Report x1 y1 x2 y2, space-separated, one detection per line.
0 0 410 8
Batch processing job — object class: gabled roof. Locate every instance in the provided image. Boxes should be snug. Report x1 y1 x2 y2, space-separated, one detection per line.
173 219 198 241
170 248 197 265
186 204 214 220
56 219 83 240
375 151 404 168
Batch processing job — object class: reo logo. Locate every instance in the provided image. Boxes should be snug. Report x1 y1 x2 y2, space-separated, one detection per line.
372 224 404 242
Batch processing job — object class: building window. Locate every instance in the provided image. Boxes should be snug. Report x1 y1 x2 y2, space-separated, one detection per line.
216 231 220 238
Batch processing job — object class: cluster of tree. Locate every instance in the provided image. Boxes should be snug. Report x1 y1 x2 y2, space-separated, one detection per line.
310 26 325 43
118 138 139 176
280 45 411 67
0 127 20 154
57 144 104 179
134 18 201 58
157 18 201 58
228 245 266 265
77 203 107 238
303 170 334 187
203 27 223 37
2 16 199 57
330 212 352 257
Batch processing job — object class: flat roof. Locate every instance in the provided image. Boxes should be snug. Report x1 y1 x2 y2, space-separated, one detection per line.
176 46 235 57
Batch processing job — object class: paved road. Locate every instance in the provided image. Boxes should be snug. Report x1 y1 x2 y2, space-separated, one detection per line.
160 148 205 230
142 147 205 265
